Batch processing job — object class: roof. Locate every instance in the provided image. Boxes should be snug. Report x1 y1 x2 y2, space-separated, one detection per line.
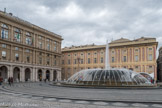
110 37 132 44
0 10 63 40
62 37 158 52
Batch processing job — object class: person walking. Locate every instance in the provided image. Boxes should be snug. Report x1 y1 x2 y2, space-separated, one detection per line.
10 77 13 86
8 77 11 86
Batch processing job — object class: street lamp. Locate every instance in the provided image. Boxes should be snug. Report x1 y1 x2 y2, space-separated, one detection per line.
77 57 80 72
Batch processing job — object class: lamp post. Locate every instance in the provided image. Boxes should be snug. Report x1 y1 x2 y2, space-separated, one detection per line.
77 57 80 72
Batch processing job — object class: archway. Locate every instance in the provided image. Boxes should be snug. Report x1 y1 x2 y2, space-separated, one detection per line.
53 70 57 81
38 69 42 81
46 70 50 81
25 68 31 82
0 66 8 82
13 67 20 82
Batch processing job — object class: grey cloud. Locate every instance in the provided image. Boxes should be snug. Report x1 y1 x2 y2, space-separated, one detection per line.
0 0 162 55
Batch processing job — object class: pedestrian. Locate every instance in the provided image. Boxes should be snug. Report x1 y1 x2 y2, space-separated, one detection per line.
10 77 13 86
8 77 11 86
44 78 46 83
0 77 2 85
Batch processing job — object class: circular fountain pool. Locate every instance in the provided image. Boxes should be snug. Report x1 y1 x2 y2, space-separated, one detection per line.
64 69 152 87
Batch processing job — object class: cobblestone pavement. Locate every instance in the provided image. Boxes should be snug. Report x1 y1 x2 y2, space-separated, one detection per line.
0 82 162 108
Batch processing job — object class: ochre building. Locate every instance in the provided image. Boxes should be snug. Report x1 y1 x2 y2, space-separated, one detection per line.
0 11 63 82
61 37 158 80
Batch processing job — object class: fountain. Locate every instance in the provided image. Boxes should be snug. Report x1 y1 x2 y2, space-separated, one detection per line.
63 40 153 87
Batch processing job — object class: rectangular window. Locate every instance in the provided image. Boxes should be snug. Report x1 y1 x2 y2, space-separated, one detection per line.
135 55 138 62
14 32 21 42
1 23 8 28
135 66 138 69
88 53 90 55
123 56 126 62
74 59 77 64
15 47 19 50
47 44 50 50
39 57 42 64
101 57 103 63
2 51 6 60
39 42 42 48
26 37 31 45
81 59 83 64
62 60 64 65
26 49 30 53
1 29 8 39
54 42 57 51
39 36 42 40
26 32 31 36
149 48 152 51
54 60 57 66
88 58 90 64
148 54 153 61
68 59 71 64
15 53 19 61
47 58 50 65
47 38 50 42
2 44 6 48
135 49 138 52
112 57 114 62
27 56 30 63
94 58 97 63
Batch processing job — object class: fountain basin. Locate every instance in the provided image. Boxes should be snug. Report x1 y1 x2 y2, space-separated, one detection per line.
63 69 154 87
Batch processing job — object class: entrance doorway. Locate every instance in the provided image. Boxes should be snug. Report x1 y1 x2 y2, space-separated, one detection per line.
13 67 20 82
0 66 8 82
38 69 42 81
25 68 31 82
46 70 50 81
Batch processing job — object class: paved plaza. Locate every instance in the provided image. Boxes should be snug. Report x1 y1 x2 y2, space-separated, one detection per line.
0 82 162 108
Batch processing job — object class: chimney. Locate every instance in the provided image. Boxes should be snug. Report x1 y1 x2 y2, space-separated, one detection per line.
4 8 6 13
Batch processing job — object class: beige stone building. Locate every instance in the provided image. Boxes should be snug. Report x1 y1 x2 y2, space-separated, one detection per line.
0 11 62 82
62 37 158 80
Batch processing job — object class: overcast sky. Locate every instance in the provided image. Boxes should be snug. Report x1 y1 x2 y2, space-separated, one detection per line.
0 0 162 54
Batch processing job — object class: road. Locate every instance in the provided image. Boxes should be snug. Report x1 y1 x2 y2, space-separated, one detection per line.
0 82 162 108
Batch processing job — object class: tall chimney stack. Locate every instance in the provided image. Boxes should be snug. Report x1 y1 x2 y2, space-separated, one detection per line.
4 8 6 13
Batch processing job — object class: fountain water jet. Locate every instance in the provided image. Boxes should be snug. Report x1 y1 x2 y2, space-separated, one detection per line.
105 40 110 69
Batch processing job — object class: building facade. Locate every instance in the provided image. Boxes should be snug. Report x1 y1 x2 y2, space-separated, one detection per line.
0 11 62 82
61 37 158 80
157 47 162 82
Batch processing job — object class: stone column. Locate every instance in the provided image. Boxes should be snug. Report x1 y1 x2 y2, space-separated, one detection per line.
32 67 36 81
35 68 38 81
57 70 61 81
9 65 13 78
42 69 46 80
50 70 53 81
20 67 25 82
